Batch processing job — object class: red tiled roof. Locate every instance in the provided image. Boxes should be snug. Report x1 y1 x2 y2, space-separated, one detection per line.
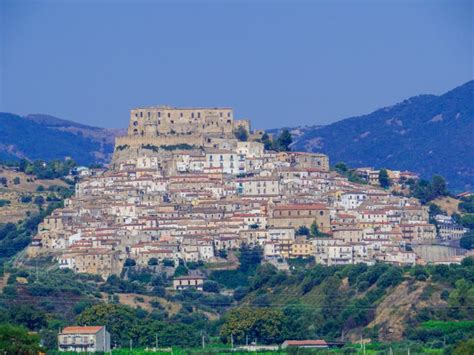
62 326 103 334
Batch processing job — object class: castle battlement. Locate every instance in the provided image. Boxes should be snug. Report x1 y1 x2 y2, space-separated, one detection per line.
127 106 243 137
112 106 251 165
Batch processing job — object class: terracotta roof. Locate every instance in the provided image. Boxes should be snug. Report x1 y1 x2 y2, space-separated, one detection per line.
62 326 104 334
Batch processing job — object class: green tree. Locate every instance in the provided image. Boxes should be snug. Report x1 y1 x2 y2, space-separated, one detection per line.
296 225 310 236
124 258 136 267
220 307 284 344
174 264 189 277
310 222 319 237
459 196 474 213
453 339 474 355
460 214 474 229
378 169 391 188
334 162 348 173
275 129 292 151
0 324 43 354
238 245 262 273
33 195 45 207
0 199 10 208
148 257 158 266
431 175 448 197
234 126 249 142
77 303 137 346
260 133 273 150
8 304 47 330
203 280 220 293
460 232 474 250
163 258 175 267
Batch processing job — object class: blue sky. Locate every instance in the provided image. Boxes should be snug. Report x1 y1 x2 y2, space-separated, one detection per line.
0 0 472 129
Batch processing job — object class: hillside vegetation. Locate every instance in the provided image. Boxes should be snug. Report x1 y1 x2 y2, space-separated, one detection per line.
0 113 124 165
1 244 473 353
291 80 474 192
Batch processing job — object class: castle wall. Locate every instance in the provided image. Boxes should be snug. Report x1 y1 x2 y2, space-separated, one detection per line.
115 135 204 149
128 107 235 137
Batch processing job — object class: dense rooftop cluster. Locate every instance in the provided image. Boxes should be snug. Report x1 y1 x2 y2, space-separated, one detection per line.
26 107 468 280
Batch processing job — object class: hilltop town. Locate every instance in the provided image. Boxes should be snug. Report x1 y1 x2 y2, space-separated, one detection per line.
26 107 467 279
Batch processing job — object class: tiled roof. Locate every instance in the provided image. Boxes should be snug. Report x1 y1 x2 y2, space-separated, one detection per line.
62 326 104 334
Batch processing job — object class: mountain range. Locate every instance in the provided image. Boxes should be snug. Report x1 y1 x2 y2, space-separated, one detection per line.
0 113 124 165
288 80 474 192
0 80 472 190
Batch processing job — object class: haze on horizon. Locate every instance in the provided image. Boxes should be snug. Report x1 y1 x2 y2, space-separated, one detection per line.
0 0 472 129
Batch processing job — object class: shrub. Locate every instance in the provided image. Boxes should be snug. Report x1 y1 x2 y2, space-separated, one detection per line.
203 280 220 293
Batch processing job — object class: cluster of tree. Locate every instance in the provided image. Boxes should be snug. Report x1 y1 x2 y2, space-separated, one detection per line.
460 231 474 250
210 245 263 289
234 126 249 142
2 158 77 180
295 222 328 238
2 234 474 352
333 162 367 184
459 196 474 214
0 199 10 207
218 258 474 344
257 129 293 152
407 175 448 204
0 201 64 262
452 213 474 230
77 303 202 348
0 324 43 354
378 169 391 188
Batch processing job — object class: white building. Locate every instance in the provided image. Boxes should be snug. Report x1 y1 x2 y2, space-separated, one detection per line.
58 326 110 352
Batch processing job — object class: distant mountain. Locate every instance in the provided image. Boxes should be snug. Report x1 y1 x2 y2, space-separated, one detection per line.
291 80 474 192
0 113 125 165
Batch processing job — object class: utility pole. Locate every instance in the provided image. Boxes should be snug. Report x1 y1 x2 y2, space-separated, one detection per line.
36 259 39 282
201 331 205 349
246 334 249 346
155 333 158 351
231 334 234 349
130 339 132 353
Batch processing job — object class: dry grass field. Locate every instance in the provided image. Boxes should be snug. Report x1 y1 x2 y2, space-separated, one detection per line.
0 166 68 224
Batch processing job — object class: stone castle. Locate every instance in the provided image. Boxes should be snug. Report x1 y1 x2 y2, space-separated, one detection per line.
115 106 252 147
112 106 263 165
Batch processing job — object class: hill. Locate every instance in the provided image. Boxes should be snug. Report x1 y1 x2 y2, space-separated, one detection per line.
0 113 125 165
2 250 474 352
291 80 474 192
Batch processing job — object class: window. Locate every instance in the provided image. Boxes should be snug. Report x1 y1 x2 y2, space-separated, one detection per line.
192 113 195 118
180 112 183 117
168 113 171 118
140 112 143 117
220 112 223 117
198 112 201 118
